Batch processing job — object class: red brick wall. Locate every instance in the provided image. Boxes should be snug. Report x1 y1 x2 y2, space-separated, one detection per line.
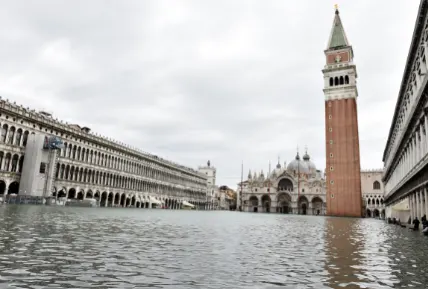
325 98 362 217
326 52 350 65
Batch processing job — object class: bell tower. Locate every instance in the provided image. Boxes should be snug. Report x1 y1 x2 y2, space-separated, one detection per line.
323 6 362 217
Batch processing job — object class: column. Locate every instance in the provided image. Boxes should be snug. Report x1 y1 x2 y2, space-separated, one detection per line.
410 194 414 221
421 125 426 158
425 114 428 153
425 187 428 218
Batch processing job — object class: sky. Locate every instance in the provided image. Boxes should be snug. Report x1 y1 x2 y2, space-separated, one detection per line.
0 0 420 189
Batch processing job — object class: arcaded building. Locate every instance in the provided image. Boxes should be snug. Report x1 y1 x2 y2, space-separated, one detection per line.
383 0 428 221
0 98 208 209
238 150 327 215
361 169 385 219
323 7 362 217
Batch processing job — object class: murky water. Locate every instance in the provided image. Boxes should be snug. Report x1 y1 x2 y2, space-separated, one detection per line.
0 206 427 289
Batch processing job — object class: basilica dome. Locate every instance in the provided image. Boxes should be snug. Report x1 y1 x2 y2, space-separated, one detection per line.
287 153 310 174
303 151 317 172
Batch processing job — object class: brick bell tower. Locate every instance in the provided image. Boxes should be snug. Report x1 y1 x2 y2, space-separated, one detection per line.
323 6 362 217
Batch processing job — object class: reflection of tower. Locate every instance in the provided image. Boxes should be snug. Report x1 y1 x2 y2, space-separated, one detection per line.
323 6 362 217
324 217 364 287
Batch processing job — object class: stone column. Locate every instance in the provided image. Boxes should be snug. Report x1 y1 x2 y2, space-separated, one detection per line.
410 194 414 221
425 114 428 154
424 187 428 218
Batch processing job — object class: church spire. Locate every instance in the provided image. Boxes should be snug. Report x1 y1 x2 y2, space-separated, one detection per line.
327 5 350 50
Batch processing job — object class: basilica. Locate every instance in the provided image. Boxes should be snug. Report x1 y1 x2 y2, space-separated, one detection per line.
238 150 326 215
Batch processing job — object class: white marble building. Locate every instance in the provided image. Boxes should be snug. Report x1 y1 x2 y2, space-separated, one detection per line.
382 1 428 221
0 98 208 209
361 169 385 218
198 160 218 210
238 150 327 215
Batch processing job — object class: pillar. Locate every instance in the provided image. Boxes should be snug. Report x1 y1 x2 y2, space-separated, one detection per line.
424 187 428 218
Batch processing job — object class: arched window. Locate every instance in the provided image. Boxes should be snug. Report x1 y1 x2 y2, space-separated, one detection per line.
334 77 339 86
373 181 381 190
15 129 22 146
8 127 15 144
329 78 333 86
1 124 8 143
368 199 371 205
345 75 349 84
339 76 344 85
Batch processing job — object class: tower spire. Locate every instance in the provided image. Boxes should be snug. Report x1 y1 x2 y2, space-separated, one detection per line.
327 4 349 50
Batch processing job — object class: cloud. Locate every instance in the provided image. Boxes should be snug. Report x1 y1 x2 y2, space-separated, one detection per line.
0 0 420 188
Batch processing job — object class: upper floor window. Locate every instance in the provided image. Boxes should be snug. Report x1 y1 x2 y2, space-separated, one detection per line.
373 181 381 190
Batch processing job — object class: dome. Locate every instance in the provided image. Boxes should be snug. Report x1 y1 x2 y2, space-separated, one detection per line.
303 151 317 172
287 152 310 174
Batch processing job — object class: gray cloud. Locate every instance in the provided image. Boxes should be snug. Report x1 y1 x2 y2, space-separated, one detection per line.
0 0 420 188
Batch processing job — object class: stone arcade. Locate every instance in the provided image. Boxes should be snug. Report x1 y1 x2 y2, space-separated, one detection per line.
0 98 213 209
383 0 428 221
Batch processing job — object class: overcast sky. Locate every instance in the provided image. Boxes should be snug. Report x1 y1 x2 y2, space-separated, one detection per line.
0 0 420 188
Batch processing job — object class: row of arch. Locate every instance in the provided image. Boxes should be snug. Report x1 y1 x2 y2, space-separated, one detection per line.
329 75 350 87
248 193 325 215
54 187 207 209
366 208 386 219
60 142 205 187
367 197 384 206
0 119 205 190
0 152 24 173
0 181 19 195
55 163 204 198
0 124 30 147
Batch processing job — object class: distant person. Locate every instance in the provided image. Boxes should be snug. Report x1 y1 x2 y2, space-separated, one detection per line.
413 217 420 231
422 214 427 223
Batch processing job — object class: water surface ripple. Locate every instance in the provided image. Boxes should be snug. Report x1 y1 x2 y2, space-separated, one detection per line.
0 205 427 288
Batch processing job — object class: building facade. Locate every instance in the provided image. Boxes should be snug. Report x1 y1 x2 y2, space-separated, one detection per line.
198 160 219 210
361 169 385 219
0 98 209 209
218 185 236 210
323 7 362 217
238 150 327 215
383 0 428 221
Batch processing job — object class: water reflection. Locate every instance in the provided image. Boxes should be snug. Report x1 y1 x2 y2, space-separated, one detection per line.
0 206 427 288
324 217 365 288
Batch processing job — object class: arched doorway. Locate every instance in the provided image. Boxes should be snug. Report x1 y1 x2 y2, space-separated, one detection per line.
366 209 372 218
0 180 6 196
374 209 380 218
108 192 114 207
311 197 324 215
7 181 19 195
261 195 271 213
68 188 76 199
298 196 309 215
58 189 66 199
100 192 108 207
249 196 258 212
277 193 291 214
86 190 93 199
77 190 84 200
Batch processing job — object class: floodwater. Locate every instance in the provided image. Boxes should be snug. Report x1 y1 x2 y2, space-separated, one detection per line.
0 206 427 289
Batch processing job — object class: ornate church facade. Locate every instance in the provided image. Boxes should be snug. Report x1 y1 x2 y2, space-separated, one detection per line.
238 150 326 215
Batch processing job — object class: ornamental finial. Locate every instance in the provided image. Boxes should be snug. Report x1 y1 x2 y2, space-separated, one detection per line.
334 4 338 10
